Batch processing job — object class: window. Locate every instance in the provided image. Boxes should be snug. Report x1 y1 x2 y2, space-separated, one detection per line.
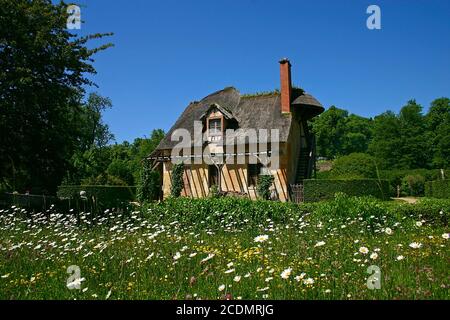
248 163 262 187
209 118 222 135
209 165 219 187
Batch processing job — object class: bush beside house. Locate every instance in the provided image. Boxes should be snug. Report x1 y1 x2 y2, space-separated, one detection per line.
303 179 390 202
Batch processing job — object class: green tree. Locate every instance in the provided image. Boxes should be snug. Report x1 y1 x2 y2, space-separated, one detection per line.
331 153 378 179
129 129 165 184
342 115 373 155
397 100 430 169
137 159 161 202
312 107 372 159
312 106 349 158
369 100 431 169
0 0 113 193
426 98 450 168
369 111 402 169
80 93 114 150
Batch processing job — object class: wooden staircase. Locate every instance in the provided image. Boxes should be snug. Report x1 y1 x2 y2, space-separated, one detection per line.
295 148 310 183
294 134 316 184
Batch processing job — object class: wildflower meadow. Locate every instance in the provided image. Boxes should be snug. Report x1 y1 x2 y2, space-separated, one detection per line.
0 194 448 300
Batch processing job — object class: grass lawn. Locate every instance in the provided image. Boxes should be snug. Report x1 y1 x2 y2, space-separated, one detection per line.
0 196 449 300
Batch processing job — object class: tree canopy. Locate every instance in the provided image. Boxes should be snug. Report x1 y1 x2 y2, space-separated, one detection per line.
313 98 449 170
0 0 112 193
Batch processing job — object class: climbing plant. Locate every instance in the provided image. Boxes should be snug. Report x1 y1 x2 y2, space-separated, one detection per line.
137 159 161 202
257 175 274 200
170 162 184 198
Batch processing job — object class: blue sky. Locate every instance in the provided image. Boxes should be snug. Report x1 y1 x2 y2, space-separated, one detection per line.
74 0 450 143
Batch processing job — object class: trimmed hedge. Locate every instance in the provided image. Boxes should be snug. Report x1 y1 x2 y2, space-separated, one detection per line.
303 179 390 202
57 185 137 210
425 180 450 199
378 169 448 196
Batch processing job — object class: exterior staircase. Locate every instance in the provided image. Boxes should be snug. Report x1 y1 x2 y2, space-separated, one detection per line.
295 148 310 183
294 134 316 184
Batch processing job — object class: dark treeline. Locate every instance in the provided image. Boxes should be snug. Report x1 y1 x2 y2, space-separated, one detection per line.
1 1 448 196
0 0 165 194
311 98 450 170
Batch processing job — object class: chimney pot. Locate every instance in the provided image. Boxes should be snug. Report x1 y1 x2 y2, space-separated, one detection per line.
279 58 292 113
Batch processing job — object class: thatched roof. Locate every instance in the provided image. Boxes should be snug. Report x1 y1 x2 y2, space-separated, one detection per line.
153 86 323 151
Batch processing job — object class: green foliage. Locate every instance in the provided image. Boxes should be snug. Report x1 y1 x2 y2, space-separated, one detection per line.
314 193 397 231
137 160 161 202
303 179 390 202
426 98 450 168
401 174 425 197
257 175 274 200
57 185 136 212
0 0 113 194
369 100 432 169
313 98 449 172
139 194 449 229
311 107 373 158
141 197 310 227
330 153 378 179
62 129 164 188
389 197 450 226
208 185 221 198
2 195 449 299
170 163 184 198
378 169 447 196
315 193 449 227
425 180 450 199
107 159 135 186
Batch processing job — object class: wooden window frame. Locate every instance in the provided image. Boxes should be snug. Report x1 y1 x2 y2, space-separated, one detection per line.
207 114 224 137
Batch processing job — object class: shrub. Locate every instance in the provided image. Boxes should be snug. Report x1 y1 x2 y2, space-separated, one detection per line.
379 169 448 196
425 180 450 199
137 160 161 202
141 196 312 227
303 179 390 202
387 197 449 226
139 194 449 229
208 185 221 198
257 175 274 200
330 153 378 179
170 163 184 198
57 185 136 212
314 193 397 232
401 174 425 196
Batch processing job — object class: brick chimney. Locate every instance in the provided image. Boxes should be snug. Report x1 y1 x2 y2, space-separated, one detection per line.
279 58 292 114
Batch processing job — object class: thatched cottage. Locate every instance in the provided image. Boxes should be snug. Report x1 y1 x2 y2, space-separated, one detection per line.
148 59 324 201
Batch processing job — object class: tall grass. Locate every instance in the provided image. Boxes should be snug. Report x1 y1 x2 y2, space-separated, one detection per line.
0 195 448 300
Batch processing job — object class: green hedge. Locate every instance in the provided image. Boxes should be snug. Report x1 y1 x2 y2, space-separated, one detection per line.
425 180 450 199
57 185 137 210
378 169 448 196
140 195 448 228
303 179 390 202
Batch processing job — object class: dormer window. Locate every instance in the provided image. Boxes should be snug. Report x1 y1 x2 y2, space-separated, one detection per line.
209 118 222 136
200 103 238 142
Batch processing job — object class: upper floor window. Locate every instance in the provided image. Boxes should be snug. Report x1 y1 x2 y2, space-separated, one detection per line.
209 118 222 136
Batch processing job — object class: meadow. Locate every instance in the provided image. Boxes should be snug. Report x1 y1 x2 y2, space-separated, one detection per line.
0 194 448 300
